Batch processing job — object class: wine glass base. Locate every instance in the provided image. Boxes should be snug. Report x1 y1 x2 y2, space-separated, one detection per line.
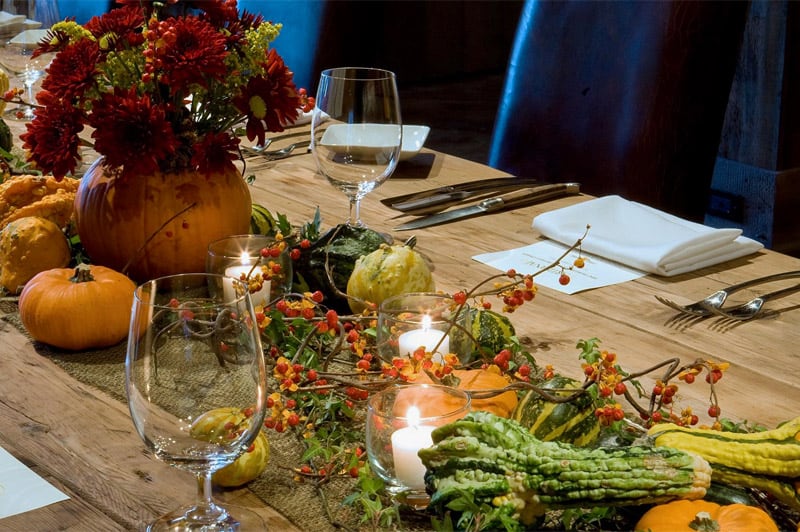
147 503 269 531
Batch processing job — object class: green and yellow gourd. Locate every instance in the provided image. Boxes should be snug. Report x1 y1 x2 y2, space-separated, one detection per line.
512 375 601 447
346 242 435 313
450 307 515 363
250 203 279 236
419 412 711 527
648 416 800 511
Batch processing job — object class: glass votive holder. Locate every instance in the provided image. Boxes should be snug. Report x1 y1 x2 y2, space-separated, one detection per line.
206 234 292 307
366 383 471 509
376 293 458 363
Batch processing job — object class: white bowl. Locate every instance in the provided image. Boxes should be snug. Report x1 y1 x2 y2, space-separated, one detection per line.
320 124 429 161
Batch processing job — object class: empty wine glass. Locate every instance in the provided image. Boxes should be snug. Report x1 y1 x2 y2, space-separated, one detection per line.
126 273 268 531
311 67 402 227
0 1 56 120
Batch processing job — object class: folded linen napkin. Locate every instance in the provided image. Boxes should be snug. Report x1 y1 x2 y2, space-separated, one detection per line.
531 195 764 276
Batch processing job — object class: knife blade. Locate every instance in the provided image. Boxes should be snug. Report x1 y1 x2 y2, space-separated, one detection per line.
393 183 580 231
390 180 544 215
380 176 539 207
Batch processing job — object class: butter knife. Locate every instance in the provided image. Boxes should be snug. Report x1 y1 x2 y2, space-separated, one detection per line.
394 183 581 231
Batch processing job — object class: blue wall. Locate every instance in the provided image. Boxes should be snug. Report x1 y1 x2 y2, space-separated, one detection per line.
238 1 326 91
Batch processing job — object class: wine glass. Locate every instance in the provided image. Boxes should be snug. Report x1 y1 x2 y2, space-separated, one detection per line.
125 273 268 531
311 67 402 227
0 2 57 120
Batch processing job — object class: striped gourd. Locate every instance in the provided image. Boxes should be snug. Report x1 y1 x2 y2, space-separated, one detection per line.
451 307 515 363
648 416 800 510
512 375 600 447
250 203 278 236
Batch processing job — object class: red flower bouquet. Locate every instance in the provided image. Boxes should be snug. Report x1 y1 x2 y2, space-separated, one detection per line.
15 0 309 180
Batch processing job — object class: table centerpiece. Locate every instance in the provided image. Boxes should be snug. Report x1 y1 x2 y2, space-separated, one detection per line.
223 214 800 531
5 0 312 282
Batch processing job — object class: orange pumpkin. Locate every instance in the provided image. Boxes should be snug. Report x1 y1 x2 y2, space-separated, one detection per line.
411 368 518 418
19 263 136 351
74 157 251 282
635 500 779 532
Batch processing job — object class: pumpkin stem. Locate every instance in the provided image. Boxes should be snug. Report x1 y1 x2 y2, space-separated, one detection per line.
689 511 721 532
70 263 96 283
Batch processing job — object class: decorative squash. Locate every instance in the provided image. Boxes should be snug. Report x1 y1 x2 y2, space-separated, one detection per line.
190 407 270 488
0 216 71 294
0 69 8 116
74 157 251 282
18 263 136 350
635 499 779 532
411 368 518 418
512 375 601 447
450 307 516 363
0 174 79 230
347 243 435 313
250 203 279 236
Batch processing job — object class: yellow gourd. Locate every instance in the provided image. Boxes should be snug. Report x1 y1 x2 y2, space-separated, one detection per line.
190 407 270 487
346 243 435 313
0 216 70 294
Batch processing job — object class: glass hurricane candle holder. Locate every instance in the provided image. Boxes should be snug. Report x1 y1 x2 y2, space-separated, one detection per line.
366 383 470 509
206 234 292 307
377 293 459 364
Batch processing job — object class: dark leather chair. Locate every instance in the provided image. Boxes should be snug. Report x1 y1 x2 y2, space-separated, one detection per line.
488 0 749 221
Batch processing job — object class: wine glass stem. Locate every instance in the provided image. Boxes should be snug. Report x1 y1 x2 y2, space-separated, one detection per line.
348 197 363 227
192 472 227 522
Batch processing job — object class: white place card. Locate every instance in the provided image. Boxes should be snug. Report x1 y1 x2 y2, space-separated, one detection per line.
0 445 69 519
473 240 645 295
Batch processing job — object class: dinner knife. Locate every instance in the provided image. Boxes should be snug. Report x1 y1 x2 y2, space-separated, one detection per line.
381 176 540 207
390 180 544 215
393 183 580 231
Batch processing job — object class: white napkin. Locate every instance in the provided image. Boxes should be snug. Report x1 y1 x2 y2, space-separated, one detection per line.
531 195 764 276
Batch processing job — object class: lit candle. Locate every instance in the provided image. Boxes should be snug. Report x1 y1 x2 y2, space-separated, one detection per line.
223 253 271 306
390 406 435 489
397 315 449 363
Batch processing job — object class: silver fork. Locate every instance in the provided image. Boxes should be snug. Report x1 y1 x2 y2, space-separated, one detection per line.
244 139 311 160
654 270 800 316
245 131 310 152
706 283 800 321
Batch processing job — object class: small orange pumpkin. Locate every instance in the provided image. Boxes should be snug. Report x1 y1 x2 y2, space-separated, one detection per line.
410 368 518 418
635 499 778 532
19 263 136 351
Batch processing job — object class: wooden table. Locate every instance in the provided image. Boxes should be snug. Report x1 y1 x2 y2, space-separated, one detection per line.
2 135 800 530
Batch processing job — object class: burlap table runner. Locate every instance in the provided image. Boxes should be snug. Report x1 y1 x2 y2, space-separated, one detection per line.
0 300 434 531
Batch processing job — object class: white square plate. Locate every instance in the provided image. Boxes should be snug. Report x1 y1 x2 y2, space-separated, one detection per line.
320 124 429 161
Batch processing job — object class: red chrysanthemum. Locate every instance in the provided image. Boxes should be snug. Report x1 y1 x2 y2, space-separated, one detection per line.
233 49 301 145
21 91 85 179
192 131 239 176
87 87 179 177
154 16 228 94
85 5 146 50
41 39 100 101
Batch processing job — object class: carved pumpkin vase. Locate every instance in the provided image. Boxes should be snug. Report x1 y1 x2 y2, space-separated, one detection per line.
75 157 251 283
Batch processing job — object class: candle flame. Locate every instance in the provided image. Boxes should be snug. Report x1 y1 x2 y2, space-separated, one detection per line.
421 314 432 332
406 406 421 428
239 252 252 266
